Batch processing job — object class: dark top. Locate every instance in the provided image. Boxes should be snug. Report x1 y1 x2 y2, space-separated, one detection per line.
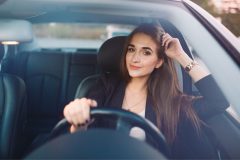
86 73 229 159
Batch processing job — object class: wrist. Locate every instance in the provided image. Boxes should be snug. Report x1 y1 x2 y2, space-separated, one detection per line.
175 52 193 67
184 61 199 72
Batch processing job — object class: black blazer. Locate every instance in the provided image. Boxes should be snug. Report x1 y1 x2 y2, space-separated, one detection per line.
86 73 229 159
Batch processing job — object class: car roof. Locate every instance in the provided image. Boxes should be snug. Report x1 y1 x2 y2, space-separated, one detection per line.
0 0 187 24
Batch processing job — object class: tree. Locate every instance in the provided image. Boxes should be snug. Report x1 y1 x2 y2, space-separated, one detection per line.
191 0 240 37
191 0 218 16
221 13 240 36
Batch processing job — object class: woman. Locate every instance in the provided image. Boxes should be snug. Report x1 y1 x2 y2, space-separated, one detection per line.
63 23 229 158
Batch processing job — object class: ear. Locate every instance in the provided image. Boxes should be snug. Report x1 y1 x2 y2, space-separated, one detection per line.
155 59 164 68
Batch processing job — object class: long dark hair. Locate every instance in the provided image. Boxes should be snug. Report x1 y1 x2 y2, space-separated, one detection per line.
120 23 201 144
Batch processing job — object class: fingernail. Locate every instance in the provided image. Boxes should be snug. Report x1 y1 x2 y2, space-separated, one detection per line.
77 124 83 127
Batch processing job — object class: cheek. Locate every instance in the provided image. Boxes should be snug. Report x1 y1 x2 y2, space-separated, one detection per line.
143 59 159 69
145 65 156 73
125 54 132 65
125 55 129 62
125 56 130 71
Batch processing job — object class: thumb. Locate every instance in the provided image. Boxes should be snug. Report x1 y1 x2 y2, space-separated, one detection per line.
70 125 78 133
86 99 98 107
90 99 98 107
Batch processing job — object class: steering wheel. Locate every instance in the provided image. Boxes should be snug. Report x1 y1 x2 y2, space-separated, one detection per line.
27 108 170 159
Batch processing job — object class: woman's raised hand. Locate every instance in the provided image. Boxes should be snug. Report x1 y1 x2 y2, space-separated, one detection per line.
162 33 185 59
63 98 97 133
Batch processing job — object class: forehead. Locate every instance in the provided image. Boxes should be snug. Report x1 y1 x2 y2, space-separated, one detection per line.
129 33 157 49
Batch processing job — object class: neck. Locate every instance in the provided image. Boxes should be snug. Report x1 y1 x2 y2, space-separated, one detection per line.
127 77 148 93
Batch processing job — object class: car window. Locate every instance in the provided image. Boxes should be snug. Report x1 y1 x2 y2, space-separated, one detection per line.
187 39 240 124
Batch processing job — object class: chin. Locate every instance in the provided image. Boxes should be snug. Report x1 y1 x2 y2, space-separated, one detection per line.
128 70 141 77
129 72 149 79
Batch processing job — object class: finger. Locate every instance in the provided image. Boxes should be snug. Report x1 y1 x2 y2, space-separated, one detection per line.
162 35 172 49
85 98 97 107
63 101 73 118
71 101 87 125
65 111 73 124
86 99 92 105
75 106 86 125
90 99 98 107
161 33 171 47
81 102 91 123
164 38 172 50
79 99 92 123
161 34 167 47
163 33 171 38
64 104 74 124
69 107 82 126
70 125 78 133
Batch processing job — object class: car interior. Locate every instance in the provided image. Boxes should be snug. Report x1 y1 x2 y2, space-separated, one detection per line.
0 17 195 158
0 0 240 159
0 61 27 158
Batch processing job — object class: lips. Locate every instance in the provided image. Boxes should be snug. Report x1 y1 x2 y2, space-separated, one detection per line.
129 64 141 70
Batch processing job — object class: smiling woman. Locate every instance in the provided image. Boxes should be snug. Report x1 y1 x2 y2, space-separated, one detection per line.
62 23 229 159
125 33 163 79
0 0 239 159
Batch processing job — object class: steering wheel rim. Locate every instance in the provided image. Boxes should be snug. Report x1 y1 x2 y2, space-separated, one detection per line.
50 107 170 157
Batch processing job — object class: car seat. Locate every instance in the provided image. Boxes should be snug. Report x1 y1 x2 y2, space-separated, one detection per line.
0 44 3 61
0 44 27 158
75 36 126 98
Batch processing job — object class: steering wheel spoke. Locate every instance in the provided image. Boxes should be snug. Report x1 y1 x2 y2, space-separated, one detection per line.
116 117 133 133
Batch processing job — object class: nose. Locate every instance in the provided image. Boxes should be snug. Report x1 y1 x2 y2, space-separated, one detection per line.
131 52 141 63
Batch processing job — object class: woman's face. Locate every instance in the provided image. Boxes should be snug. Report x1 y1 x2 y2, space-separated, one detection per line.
126 33 163 79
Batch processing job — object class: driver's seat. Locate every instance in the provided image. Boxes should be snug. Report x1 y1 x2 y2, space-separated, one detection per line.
74 36 126 98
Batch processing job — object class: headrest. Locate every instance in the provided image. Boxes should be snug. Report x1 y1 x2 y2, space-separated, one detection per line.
98 36 127 73
0 19 33 43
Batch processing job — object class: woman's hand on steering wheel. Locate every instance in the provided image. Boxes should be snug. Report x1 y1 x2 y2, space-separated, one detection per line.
63 98 97 133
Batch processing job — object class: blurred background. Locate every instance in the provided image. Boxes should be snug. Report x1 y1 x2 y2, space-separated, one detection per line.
191 0 240 40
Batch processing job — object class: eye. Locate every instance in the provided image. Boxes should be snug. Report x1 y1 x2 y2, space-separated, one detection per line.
143 50 152 56
127 46 135 53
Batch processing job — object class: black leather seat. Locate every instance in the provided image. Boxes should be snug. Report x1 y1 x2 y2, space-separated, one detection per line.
4 51 98 139
0 44 4 61
75 36 126 98
0 73 27 158
0 44 27 158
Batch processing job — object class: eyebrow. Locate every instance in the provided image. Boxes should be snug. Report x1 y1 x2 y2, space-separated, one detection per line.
128 44 153 52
